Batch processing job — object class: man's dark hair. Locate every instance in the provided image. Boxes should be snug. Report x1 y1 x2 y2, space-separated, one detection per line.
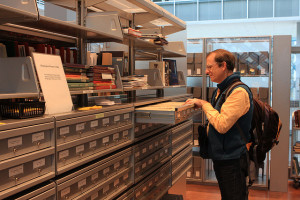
207 49 236 71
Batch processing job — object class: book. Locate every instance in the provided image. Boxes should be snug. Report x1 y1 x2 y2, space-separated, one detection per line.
68 83 94 88
164 59 178 85
150 61 165 86
69 87 94 91
64 63 89 69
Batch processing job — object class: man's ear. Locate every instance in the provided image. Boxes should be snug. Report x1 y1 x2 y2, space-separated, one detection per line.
221 61 227 71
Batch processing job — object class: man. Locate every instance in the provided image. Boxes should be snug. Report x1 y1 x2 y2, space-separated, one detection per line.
185 49 253 200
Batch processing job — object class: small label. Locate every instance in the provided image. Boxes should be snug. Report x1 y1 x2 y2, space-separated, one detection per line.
8 137 22 148
78 178 87 188
135 152 140 157
91 193 98 200
142 163 146 169
143 187 147 192
149 144 153 150
33 158 46 169
135 167 140 173
142 148 147 154
197 68 201 74
90 141 97 149
124 113 130 119
102 73 112 79
103 137 109 144
90 120 98 128
187 69 192 75
149 181 153 187
59 150 69 160
142 125 146 130
135 127 139 132
32 132 45 142
114 179 120 187
103 167 110 175
9 165 24 177
123 130 129 137
155 141 159 147
261 68 266 74
76 145 85 153
165 149 168 153
76 123 85 131
196 171 200 177
187 171 191 177
160 139 164 144
124 173 129 180
136 191 141 198
124 157 129 164
148 159 153 165
60 127 69 136
114 115 120 122
61 187 70 197
155 155 158 160
194 140 199 146
113 133 119 140
91 173 98 181
96 113 105 119
103 185 110 194
102 118 109 125
114 162 120 169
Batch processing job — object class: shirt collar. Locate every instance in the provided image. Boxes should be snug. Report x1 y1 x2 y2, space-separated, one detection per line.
217 72 241 91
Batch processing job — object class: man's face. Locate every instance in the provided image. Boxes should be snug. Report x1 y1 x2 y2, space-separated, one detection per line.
206 53 226 84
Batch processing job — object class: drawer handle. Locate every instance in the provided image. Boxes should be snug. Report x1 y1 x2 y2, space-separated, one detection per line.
36 141 41 147
38 168 42 173
15 177 20 183
13 148 18 153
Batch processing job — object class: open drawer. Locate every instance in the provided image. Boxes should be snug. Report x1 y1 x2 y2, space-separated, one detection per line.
135 102 194 124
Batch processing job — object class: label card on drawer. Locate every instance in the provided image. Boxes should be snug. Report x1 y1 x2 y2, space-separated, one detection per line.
134 127 139 132
142 163 146 169
9 165 24 177
32 132 45 142
76 123 85 131
102 118 109 125
60 127 69 136
91 193 98 200
113 133 119 140
103 185 110 194
149 181 153 187
124 173 129 180
124 157 129 164
78 178 87 188
90 120 98 128
148 159 153 165
124 113 130 119
155 141 159 147
187 171 191 177
136 191 141 198
61 187 70 197
123 130 129 137
59 150 69 160
142 125 146 130
155 155 158 161
114 179 119 187
8 137 22 148
102 137 109 144
142 187 147 192
89 141 97 149
135 167 140 173
135 152 140 158
114 115 120 122
91 173 98 181
33 158 46 169
114 161 120 169
103 167 110 175
142 148 147 154
149 144 153 150
195 171 200 177
76 145 85 153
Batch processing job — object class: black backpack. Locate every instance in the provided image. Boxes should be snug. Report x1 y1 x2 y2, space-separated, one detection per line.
225 81 282 169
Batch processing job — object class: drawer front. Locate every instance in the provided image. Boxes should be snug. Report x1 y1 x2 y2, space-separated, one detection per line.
56 110 133 145
0 123 54 161
57 126 133 173
0 151 55 193
115 189 134 200
172 156 192 186
135 131 170 162
57 153 132 200
71 168 133 200
171 121 193 142
172 133 192 156
172 146 192 172
134 123 163 138
135 162 171 200
134 146 171 182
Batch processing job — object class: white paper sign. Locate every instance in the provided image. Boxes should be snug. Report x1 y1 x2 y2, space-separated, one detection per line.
124 113 130 119
90 141 97 149
59 150 69 160
113 133 119 140
91 173 98 181
76 123 85 131
9 165 24 177
61 187 70 197
32 53 73 114
76 145 85 153
78 179 87 188
60 127 69 136
102 73 113 80
90 120 98 128
8 137 22 148
32 132 45 142
33 158 46 169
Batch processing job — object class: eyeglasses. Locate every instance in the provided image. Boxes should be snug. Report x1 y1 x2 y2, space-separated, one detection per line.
206 63 219 70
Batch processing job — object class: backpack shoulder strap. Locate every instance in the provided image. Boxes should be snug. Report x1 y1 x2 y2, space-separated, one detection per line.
225 81 249 99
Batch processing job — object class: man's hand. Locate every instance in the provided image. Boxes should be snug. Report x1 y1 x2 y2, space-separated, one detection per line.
184 98 208 109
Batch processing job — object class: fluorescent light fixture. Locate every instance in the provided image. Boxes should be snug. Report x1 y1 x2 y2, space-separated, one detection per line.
150 18 172 26
105 0 146 13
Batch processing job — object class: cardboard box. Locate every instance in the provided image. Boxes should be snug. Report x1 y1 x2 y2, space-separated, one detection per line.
250 87 259 99
195 63 202 75
102 52 112 65
187 87 193 94
193 87 202 98
187 63 195 75
194 53 202 64
187 53 194 64
259 87 269 99
239 63 248 75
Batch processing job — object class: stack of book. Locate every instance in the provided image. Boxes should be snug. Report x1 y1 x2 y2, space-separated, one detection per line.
87 66 117 90
64 64 92 91
122 75 148 89
295 142 300 153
